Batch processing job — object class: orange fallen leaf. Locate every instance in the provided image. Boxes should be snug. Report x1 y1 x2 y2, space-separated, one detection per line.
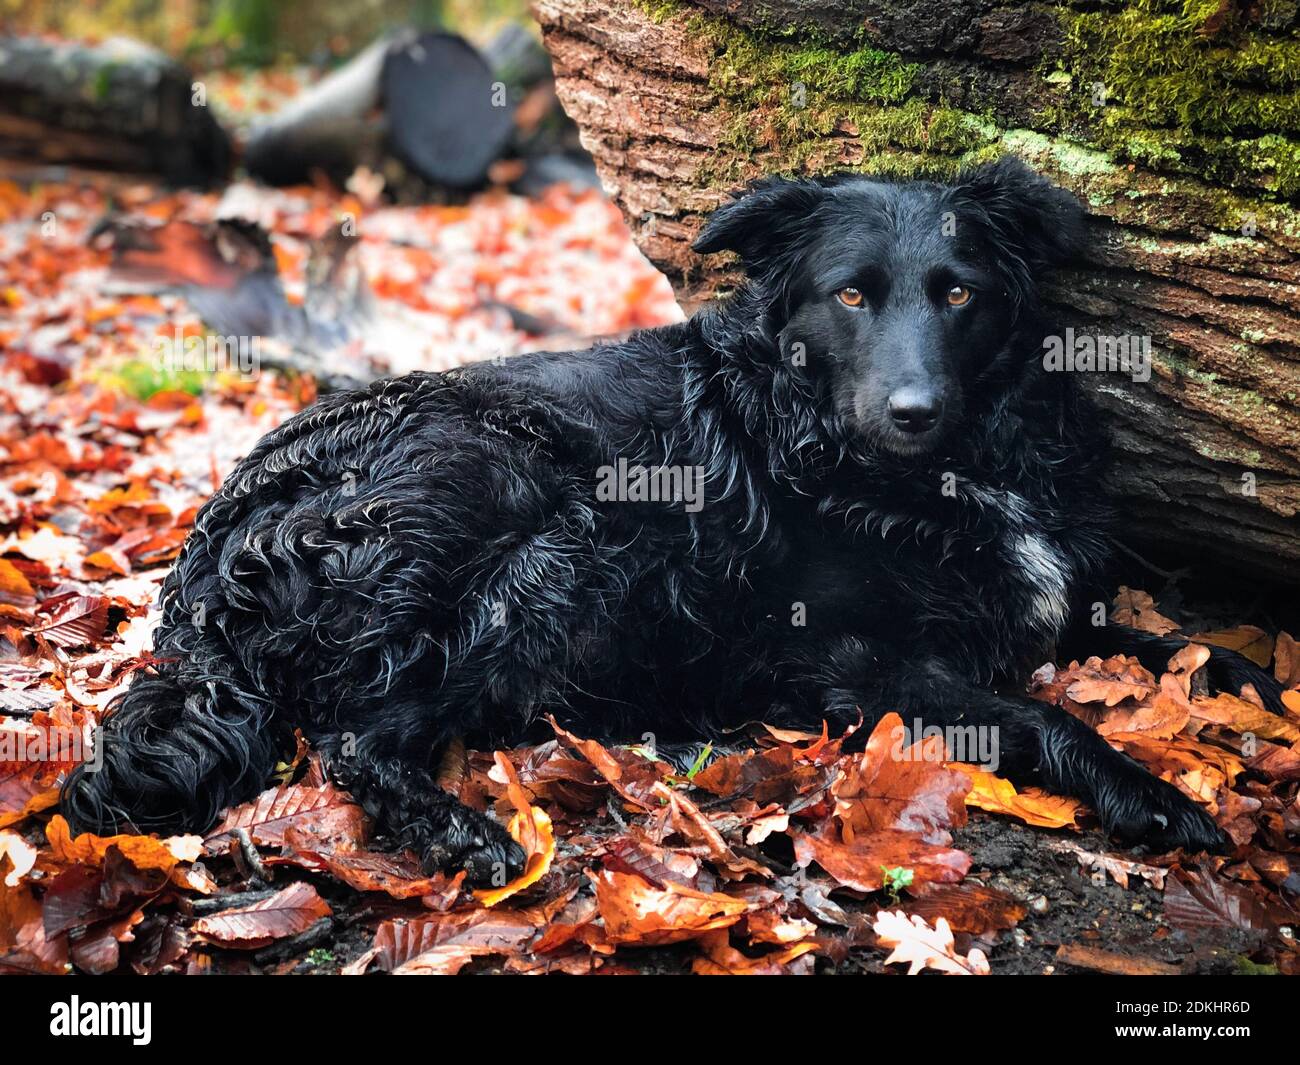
1188 626 1273 668
474 806 555 907
832 712 971 844
952 763 1080 829
1095 687 1189 740
0 560 34 608
46 815 201 871
589 868 752 946
474 751 556 906
1065 660 1157 707
792 824 970 893
1190 691 1300 744
691 928 818 974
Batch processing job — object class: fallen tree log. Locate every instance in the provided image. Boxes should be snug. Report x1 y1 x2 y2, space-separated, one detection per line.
244 30 515 190
534 0 1300 582
0 35 230 184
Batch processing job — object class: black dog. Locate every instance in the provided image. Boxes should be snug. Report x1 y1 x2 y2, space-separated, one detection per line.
63 158 1283 882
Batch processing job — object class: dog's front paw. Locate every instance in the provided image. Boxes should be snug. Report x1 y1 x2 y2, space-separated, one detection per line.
420 805 528 887
1097 770 1226 855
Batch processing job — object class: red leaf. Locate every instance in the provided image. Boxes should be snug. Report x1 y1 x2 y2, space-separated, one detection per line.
192 881 331 950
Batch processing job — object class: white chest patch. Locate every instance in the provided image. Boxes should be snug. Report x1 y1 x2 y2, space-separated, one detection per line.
965 484 1073 633
1011 530 1071 632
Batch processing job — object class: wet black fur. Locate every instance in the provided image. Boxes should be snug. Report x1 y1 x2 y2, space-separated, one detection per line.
63 158 1285 879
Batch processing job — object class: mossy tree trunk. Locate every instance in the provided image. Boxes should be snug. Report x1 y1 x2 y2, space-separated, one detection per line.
534 0 1300 582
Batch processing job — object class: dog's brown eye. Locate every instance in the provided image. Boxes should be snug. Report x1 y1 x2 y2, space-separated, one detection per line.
946 285 972 307
837 287 864 308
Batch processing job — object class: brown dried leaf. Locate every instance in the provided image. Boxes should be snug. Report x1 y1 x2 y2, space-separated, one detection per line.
192 881 331 949
346 909 536 975
906 883 1026 935
1111 587 1180 636
1190 691 1300 744
792 824 971 893
206 781 366 850
691 928 817 974
832 712 970 845
589 868 752 946
1274 631 1300 690
1188 626 1273 668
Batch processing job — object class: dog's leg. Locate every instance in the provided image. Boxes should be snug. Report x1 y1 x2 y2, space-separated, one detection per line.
316 734 526 886
1060 619 1286 714
779 638 1225 852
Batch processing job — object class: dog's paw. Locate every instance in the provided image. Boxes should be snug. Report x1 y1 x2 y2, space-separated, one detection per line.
1098 771 1226 855
420 805 528 887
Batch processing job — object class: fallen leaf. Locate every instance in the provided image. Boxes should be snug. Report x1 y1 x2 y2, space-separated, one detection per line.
872 909 989 975
1188 626 1273 668
346 908 535 975
1164 870 1292 935
1274 631 1300 689
0 830 37 886
206 781 366 850
46 815 203 886
473 751 556 906
952 764 1080 829
589 867 752 946
1111 587 1179 635
792 823 970 893
1044 838 1167 889
832 712 970 845
1190 691 1300 744
906 883 1026 935
192 881 331 949
691 928 818 974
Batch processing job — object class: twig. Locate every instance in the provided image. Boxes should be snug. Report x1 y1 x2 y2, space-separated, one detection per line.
1054 943 1183 976
1110 538 1190 584
252 917 336 967
230 827 271 884
182 888 279 916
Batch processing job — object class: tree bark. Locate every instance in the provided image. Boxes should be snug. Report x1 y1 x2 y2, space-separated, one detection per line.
534 0 1300 582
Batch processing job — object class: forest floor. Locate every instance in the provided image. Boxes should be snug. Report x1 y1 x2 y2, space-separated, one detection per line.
0 122 1298 976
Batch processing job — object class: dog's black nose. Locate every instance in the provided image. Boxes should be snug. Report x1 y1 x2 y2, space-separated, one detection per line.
887 389 941 433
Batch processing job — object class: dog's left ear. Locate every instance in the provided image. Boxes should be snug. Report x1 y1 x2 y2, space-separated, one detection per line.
955 156 1087 268
693 177 828 275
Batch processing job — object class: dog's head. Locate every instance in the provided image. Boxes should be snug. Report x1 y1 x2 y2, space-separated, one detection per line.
693 157 1087 457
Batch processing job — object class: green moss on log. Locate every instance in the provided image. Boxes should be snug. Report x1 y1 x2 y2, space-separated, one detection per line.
635 0 1300 211
1058 0 1300 196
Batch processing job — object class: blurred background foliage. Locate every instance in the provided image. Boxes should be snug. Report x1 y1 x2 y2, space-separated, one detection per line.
0 0 532 63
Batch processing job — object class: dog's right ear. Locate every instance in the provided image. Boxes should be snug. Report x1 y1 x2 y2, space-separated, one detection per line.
693 177 828 274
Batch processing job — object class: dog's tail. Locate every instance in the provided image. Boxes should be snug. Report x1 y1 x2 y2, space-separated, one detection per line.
61 669 281 836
